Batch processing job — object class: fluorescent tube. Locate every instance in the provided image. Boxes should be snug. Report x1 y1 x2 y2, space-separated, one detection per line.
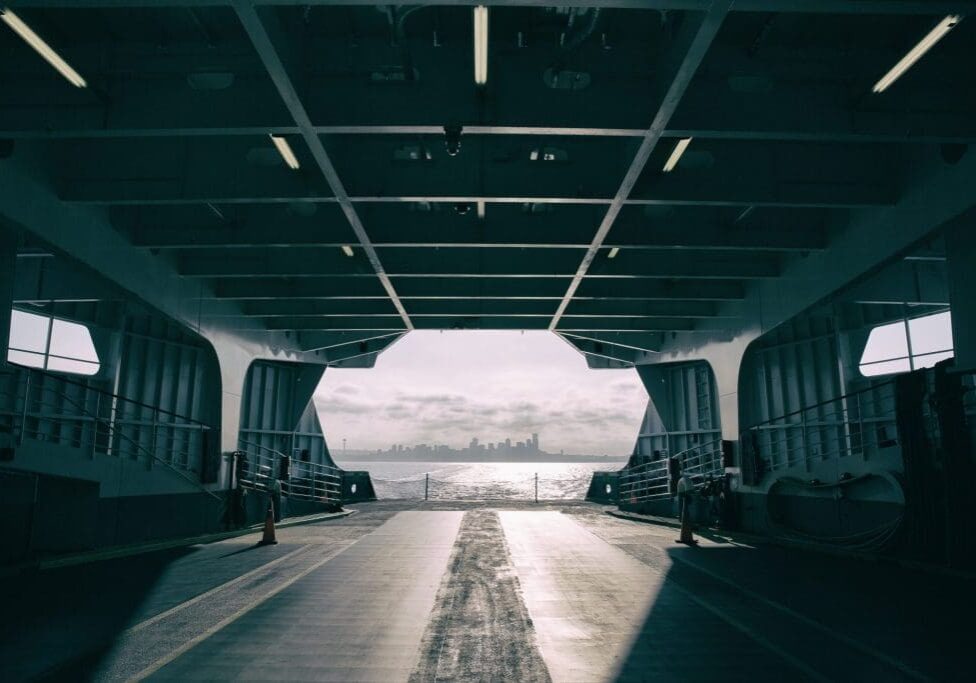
873 15 961 93
474 6 488 86
663 137 692 173
1 9 86 87
269 134 300 170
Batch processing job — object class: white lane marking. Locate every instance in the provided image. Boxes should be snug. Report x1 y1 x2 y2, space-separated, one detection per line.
583 512 935 683
664 550 933 682
664 577 831 683
127 540 359 682
124 545 310 635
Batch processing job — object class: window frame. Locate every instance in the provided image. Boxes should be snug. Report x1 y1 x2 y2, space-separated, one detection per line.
7 309 101 376
858 311 954 378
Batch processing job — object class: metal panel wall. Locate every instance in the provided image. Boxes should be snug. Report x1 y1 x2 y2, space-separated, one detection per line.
1 306 220 478
634 361 720 461
237 360 333 468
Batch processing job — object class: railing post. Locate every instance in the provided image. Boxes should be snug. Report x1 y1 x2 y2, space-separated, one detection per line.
148 407 158 470
425 472 429 501
18 371 31 446
535 472 538 503
90 392 100 460
800 410 809 471
855 390 865 458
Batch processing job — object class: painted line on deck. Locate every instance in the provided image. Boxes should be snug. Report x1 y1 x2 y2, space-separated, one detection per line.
583 513 933 683
662 576 830 682
127 539 363 682
661 549 933 682
123 545 311 636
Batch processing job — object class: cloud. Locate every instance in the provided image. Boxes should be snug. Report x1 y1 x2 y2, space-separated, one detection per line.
314 331 647 455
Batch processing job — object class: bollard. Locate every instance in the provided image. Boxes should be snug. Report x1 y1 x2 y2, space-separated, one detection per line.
534 472 538 503
425 472 429 501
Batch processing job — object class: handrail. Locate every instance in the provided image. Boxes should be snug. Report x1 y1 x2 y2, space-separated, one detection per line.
235 436 342 504
743 379 895 430
2 365 210 426
2 370 222 503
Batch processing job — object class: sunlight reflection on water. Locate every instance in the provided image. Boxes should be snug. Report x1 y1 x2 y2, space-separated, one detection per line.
333 461 626 501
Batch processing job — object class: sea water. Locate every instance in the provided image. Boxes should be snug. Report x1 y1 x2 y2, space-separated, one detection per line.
330 460 626 501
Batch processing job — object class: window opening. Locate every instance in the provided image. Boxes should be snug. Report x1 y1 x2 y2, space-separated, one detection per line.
859 311 953 377
7 309 100 376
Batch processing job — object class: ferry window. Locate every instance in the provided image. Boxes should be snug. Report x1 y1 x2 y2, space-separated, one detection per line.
859 311 953 377
7 310 100 376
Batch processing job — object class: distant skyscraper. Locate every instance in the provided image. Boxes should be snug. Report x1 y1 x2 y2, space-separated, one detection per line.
531 433 539 451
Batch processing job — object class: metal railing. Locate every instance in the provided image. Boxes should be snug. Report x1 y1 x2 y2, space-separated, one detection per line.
368 471 596 501
618 438 725 504
743 380 897 475
236 437 342 506
0 366 220 501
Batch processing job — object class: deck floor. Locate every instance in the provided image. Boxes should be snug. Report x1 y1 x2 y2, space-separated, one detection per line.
2 501 973 682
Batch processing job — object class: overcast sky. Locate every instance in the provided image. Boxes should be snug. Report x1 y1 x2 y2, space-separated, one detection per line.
314 331 648 457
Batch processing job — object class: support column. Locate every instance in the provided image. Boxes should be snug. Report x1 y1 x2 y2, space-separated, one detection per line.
637 332 754 441
0 227 17 367
945 213 976 373
704 336 753 439
211 341 254 489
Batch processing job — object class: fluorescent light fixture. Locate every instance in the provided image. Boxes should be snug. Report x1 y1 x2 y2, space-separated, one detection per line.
607 247 620 259
1 9 86 87
473 6 488 86
873 15 961 93
341 245 354 257
663 137 692 173
269 134 300 170
477 201 486 219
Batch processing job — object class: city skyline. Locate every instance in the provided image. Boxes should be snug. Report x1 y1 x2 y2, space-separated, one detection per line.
314 331 648 456
379 432 546 456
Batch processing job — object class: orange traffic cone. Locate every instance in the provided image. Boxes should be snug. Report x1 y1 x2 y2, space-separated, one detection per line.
257 500 278 546
677 496 698 545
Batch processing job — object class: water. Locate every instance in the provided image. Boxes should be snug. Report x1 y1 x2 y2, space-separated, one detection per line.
332 460 626 501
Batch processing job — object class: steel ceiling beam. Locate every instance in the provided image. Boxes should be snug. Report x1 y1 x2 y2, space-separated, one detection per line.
9 1 975 15
231 0 412 330
550 2 732 330
199 276 749 301
127 219 826 252
10 118 975 146
66 190 891 210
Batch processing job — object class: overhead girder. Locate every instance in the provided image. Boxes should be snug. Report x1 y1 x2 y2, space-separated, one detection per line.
201 297 738 319
57 134 896 210
240 314 734 333
550 2 734 329
173 247 781 280
199 276 748 302
121 208 827 253
7 1 976 16
4 0 973 346
231 0 413 329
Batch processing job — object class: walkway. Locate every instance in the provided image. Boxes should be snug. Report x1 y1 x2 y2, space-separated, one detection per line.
3 501 973 682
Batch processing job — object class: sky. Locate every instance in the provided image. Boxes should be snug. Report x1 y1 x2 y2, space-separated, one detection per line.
314 331 649 456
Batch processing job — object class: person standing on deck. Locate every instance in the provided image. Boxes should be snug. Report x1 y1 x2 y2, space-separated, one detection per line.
676 469 698 545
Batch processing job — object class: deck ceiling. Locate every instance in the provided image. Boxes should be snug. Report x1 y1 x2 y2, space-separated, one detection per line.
2 1 974 361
